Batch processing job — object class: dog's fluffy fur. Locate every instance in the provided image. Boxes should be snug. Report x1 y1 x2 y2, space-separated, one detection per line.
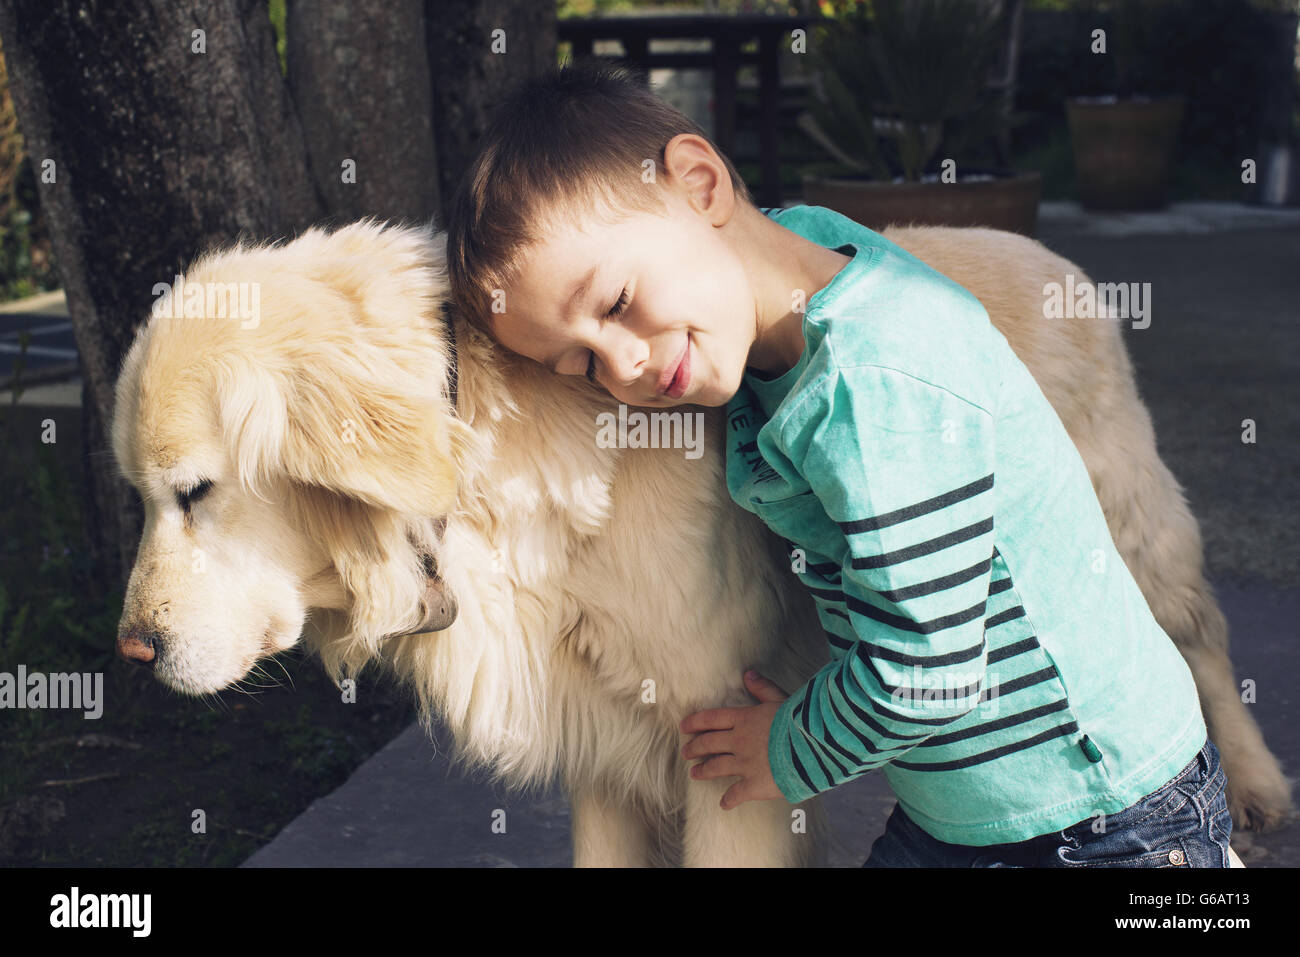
111 220 1291 866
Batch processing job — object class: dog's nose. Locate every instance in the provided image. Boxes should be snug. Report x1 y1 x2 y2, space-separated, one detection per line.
116 624 160 667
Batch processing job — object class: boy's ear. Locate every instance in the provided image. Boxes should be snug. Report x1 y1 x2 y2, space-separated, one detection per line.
662 133 734 224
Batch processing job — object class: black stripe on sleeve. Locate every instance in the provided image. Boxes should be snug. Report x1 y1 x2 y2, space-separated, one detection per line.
840 474 994 534
850 518 994 570
877 556 994 603
845 594 988 636
917 698 1073 747
891 721 1080 771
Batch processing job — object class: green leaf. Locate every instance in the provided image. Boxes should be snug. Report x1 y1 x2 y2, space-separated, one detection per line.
806 0 1012 179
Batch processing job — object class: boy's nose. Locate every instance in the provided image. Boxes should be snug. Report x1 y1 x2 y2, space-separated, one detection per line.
599 344 649 391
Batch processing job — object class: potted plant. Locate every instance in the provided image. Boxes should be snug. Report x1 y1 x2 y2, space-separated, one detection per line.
1065 0 1186 210
798 0 1042 236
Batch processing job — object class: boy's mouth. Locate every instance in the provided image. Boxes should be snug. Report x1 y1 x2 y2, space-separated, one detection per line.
658 337 691 399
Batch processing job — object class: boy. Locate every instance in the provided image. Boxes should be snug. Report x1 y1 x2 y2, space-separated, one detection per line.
444 61 1231 867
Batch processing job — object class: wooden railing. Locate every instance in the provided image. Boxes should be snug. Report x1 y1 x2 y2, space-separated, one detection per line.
558 14 819 206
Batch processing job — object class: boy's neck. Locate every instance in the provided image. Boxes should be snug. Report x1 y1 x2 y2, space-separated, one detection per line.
739 205 852 381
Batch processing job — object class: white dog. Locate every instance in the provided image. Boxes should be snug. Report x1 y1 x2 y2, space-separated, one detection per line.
110 220 1289 865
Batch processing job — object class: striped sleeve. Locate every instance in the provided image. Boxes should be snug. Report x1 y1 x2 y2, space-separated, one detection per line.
767 364 998 803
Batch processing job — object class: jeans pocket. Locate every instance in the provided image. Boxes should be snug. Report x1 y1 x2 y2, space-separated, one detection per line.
1057 790 1201 867
1060 782 1185 844
1056 840 1190 868
1056 812 1192 867
1056 768 1229 868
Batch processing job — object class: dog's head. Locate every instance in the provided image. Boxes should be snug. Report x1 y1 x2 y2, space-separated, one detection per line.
110 220 476 695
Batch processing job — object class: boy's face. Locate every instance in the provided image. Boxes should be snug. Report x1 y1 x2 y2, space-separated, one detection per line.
489 177 757 409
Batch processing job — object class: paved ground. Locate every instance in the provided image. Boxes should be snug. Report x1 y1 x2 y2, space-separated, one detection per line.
7 201 1298 866
0 290 77 391
237 716 904 867
240 577 1300 868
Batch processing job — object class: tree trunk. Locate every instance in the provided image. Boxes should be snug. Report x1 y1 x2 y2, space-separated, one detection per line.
0 0 324 590
426 0 557 206
287 0 441 223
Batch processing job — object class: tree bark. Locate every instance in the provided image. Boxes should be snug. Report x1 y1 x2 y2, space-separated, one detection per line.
0 0 324 590
425 0 557 208
287 0 441 224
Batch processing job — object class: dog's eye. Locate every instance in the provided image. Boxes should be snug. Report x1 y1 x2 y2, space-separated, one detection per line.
177 479 214 509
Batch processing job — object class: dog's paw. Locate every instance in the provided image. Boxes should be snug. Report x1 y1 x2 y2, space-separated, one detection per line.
1226 766 1296 833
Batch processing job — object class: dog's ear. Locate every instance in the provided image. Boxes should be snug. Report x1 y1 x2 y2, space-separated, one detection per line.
283 372 462 515
218 356 462 517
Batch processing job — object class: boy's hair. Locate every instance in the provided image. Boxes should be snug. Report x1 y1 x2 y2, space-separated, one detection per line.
444 58 754 338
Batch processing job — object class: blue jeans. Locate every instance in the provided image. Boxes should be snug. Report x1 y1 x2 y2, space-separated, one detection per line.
863 736 1232 867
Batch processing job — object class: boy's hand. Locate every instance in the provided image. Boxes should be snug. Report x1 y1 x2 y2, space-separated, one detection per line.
679 670 789 810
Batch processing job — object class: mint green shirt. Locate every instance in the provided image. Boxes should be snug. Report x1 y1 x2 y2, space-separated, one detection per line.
725 204 1206 846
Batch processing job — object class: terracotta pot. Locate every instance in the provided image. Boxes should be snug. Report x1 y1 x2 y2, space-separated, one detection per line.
1066 95 1186 211
801 168 1043 236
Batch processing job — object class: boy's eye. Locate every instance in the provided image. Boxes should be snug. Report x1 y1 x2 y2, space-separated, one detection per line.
587 288 630 382
605 288 629 320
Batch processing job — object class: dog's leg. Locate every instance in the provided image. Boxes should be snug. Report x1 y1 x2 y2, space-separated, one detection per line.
679 768 829 867
1177 638 1295 835
675 679 830 867
678 695 831 869
568 785 658 867
1068 383 1295 833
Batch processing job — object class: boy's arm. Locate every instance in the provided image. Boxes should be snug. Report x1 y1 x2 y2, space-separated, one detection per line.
769 363 998 803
